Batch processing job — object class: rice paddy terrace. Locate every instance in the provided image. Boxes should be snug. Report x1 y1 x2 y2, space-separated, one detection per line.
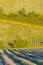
0 48 43 65
0 13 43 48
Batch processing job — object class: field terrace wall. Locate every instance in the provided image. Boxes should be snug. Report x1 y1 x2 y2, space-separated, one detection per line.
0 22 43 45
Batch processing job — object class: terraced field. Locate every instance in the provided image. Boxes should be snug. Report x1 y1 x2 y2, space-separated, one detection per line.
0 48 43 65
0 19 43 48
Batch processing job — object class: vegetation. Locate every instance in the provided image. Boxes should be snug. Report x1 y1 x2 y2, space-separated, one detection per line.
8 36 29 48
0 36 43 49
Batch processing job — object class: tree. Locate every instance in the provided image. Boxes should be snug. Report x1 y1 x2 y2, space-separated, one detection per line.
19 8 26 15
